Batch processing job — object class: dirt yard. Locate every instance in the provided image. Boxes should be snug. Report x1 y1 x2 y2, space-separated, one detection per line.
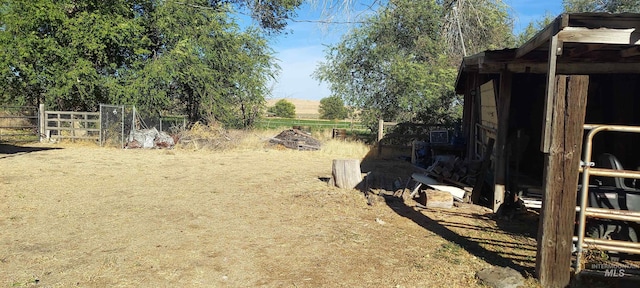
1 138 542 287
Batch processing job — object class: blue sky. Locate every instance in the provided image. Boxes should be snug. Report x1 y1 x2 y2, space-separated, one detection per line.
266 0 564 101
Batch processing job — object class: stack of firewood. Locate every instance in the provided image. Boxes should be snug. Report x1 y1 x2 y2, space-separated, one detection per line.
426 157 482 185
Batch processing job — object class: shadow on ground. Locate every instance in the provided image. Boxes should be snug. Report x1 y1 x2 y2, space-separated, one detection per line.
0 143 61 159
359 148 539 276
359 146 640 287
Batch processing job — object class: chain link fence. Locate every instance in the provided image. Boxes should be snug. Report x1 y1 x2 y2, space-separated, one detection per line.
100 104 134 148
100 104 187 148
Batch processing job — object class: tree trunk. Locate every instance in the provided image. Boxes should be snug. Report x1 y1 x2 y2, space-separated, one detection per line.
331 159 362 189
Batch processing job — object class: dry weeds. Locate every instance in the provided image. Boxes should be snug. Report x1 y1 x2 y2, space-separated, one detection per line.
1 133 542 287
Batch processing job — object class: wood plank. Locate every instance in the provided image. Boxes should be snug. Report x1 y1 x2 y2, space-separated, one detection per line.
566 44 605 57
541 35 559 153
515 14 566 58
471 138 495 204
535 75 589 288
411 173 466 201
558 27 640 45
45 111 100 117
479 80 498 140
493 71 512 213
44 127 100 132
620 46 640 58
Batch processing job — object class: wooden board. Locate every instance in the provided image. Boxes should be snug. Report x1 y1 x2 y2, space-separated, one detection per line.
479 80 498 140
411 173 466 201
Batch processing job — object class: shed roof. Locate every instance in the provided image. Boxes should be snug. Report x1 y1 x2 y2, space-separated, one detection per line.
455 12 640 93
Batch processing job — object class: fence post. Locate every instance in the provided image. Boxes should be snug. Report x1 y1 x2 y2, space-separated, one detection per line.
39 104 45 142
377 119 384 156
377 119 384 142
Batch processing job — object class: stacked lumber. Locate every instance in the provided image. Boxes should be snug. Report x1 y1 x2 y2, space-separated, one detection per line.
426 156 481 186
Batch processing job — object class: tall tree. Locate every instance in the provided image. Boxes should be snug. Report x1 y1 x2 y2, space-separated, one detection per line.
319 95 347 120
563 0 640 13
0 0 288 128
314 0 513 128
439 0 515 59
0 0 148 110
115 1 279 126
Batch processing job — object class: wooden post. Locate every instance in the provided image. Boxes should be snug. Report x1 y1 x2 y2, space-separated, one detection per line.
331 159 362 189
493 71 512 212
377 119 384 157
535 75 589 288
464 75 477 160
38 103 45 142
541 35 560 153
471 138 495 204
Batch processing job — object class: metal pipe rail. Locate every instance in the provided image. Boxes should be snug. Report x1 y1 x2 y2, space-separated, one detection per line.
580 207 640 222
575 124 640 273
573 236 640 255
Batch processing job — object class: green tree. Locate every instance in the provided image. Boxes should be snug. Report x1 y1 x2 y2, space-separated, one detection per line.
0 0 148 110
116 1 278 127
314 0 513 129
439 0 515 58
319 96 348 120
515 13 555 46
563 0 640 13
268 99 296 118
0 0 289 128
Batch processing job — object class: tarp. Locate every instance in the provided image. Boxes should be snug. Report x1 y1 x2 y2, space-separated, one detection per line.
126 128 174 149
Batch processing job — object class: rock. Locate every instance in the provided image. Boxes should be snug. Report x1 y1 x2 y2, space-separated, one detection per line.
476 266 525 288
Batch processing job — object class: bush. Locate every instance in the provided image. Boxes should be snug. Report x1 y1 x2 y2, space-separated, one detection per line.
319 96 348 120
268 99 296 118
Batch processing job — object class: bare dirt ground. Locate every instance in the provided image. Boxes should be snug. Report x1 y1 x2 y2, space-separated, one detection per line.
0 136 543 287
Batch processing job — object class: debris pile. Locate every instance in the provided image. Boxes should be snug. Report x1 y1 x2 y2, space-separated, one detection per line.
269 129 321 151
176 122 235 150
426 156 481 185
126 127 175 149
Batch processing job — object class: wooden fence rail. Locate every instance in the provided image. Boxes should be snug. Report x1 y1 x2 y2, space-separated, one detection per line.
44 110 100 141
0 106 39 142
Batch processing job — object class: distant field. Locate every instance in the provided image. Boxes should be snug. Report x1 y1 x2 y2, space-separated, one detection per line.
256 117 366 131
266 98 320 118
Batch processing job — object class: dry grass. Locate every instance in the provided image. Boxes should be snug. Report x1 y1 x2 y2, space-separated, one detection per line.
1 132 544 287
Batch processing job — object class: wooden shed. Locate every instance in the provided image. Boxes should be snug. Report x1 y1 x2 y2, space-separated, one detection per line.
455 13 640 287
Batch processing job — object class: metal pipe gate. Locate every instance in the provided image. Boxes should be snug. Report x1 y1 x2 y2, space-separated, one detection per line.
575 124 640 273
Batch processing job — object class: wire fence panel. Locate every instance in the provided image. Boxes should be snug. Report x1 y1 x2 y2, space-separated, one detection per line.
100 104 134 148
0 106 39 142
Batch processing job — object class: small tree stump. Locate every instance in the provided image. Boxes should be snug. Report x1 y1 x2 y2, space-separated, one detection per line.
331 159 362 189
